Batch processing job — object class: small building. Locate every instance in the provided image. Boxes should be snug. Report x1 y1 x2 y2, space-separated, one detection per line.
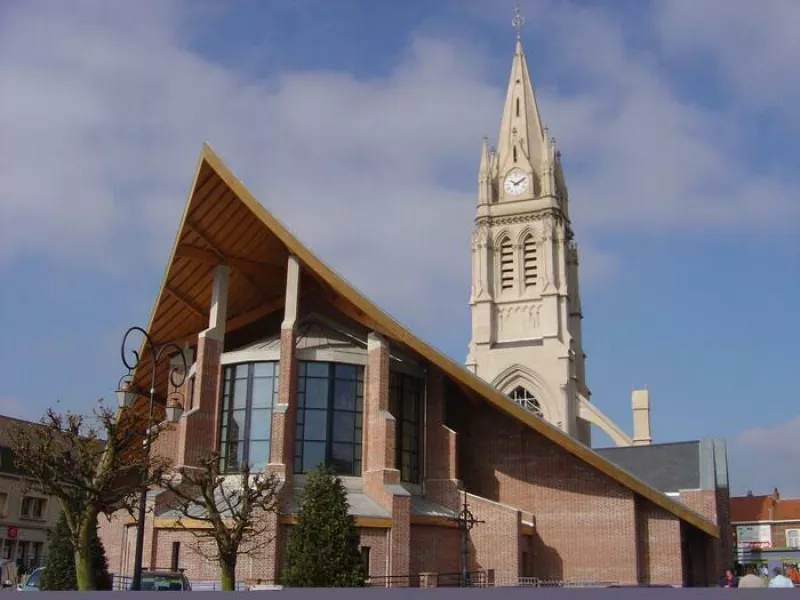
731 488 800 573
0 416 61 571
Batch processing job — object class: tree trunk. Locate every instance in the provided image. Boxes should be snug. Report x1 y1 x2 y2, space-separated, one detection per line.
74 512 97 591
219 554 237 591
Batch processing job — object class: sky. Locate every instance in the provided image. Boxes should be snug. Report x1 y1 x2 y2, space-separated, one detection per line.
0 0 798 497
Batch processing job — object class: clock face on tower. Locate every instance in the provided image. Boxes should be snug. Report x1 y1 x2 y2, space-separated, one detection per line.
504 169 530 196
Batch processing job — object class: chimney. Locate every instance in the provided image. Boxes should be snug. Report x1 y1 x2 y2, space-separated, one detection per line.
773 488 780 501
631 388 652 446
746 490 753 497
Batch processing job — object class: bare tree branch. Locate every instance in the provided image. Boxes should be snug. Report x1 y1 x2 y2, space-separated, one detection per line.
160 452 283 583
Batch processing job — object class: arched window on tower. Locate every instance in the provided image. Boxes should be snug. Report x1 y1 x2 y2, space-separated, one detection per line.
499 236 514 291
523 233 537 289
509 386 543 418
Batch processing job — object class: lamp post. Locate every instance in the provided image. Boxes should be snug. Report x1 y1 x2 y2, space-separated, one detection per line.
116 326 188 591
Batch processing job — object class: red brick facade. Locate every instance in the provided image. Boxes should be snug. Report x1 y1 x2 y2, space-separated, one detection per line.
99 280 724 588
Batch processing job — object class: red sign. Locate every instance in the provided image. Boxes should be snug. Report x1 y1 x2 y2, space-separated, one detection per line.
6 527 17 539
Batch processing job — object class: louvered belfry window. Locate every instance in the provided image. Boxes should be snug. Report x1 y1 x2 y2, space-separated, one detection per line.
523 234 537 288
499 237 514 290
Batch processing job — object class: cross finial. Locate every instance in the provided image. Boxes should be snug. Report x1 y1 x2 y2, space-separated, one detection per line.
512 5 525 39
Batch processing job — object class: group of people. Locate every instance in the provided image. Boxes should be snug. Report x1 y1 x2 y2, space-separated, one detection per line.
719 565 798 588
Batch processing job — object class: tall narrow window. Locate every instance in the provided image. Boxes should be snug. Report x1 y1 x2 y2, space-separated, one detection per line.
219 361 278 473
294 362 364 476
509 386 543 418
523 234 537 289
513 146 517 163
360 546 371 576
389 371 422 484
170 542 180 572
516 97 520 117
499 236 514 290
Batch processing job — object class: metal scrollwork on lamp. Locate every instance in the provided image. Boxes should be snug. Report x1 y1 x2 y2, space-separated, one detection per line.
117 326 188 591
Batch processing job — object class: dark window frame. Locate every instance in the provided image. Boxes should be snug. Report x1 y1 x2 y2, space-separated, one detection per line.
218 361 279 473
389 371 422 484
294 361 364 477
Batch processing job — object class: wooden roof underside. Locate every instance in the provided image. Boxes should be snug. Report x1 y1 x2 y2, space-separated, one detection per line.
127 144 719 539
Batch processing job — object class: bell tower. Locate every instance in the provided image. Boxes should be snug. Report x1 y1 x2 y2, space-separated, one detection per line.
466 12 592 444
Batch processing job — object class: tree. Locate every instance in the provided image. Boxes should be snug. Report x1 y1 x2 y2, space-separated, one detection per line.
7 402 166 590
40 511 112 591
281 466 366 587
161 452 282 591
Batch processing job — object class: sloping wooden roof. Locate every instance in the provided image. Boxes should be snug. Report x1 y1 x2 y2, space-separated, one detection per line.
128 143 719 539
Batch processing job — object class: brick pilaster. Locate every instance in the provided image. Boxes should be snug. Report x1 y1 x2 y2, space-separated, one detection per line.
179 333 222 468
361 331 410 582
423 370 461 512
267 327 297 482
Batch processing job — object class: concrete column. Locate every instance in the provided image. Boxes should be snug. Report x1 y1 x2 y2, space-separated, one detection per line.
207 265 229 340
632 389 652 446
178 266 228 468
268 255 301 480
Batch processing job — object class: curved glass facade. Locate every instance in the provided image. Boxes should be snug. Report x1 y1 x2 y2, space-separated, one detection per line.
219 361 279 473
294 361 364 476
217 358 423 481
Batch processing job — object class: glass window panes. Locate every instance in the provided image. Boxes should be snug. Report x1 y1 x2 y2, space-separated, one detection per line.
217 362 278 473
389 371 422 484
294 361 364 477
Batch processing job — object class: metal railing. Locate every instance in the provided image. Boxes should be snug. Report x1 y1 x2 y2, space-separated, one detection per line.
111 575 247 591
365 574 419 587
436 571 490 587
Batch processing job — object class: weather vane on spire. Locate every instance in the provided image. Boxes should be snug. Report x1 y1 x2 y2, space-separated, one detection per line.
512 4 525 39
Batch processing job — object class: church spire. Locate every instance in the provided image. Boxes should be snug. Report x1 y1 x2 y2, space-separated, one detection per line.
495 11 547 199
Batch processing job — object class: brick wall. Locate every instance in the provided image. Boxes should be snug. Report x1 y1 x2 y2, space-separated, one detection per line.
679 489 727 574
455 402 639 584
410 525 460 576
359 527 389 578
98 512 131 576
772 521 800 547
464 493 521 583
180 334 222 468
635 497 683 585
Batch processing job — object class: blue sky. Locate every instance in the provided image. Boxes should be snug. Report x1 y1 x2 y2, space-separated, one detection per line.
0 0 798 496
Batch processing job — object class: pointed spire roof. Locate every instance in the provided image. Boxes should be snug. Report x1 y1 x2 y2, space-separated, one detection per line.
496 38 547 174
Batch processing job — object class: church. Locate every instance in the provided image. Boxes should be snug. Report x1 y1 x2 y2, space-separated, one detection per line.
99 29 732 588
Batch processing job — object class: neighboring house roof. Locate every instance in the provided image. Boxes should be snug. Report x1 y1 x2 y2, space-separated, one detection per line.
731 494 800 522
127 144 719 539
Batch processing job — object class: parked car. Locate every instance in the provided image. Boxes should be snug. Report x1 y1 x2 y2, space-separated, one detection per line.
0 560 19 592
17 568 44 592
139 571 192 591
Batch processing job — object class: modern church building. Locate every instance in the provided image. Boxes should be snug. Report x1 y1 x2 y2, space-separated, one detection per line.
99 32 732 587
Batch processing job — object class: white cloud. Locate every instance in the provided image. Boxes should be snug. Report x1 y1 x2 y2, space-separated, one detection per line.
729 416 800 496
1 0 798 333
655 0 800 118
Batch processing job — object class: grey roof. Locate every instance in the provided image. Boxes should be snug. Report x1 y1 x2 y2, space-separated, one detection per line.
595 441 701 493
157 483 459 521
410 495 458 519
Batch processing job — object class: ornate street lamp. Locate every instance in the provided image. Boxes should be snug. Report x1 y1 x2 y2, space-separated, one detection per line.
118 326 188 591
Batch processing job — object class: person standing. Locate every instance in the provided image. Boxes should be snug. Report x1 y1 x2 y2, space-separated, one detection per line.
737 566 764 588
768 566 795 588
719 569 738 588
